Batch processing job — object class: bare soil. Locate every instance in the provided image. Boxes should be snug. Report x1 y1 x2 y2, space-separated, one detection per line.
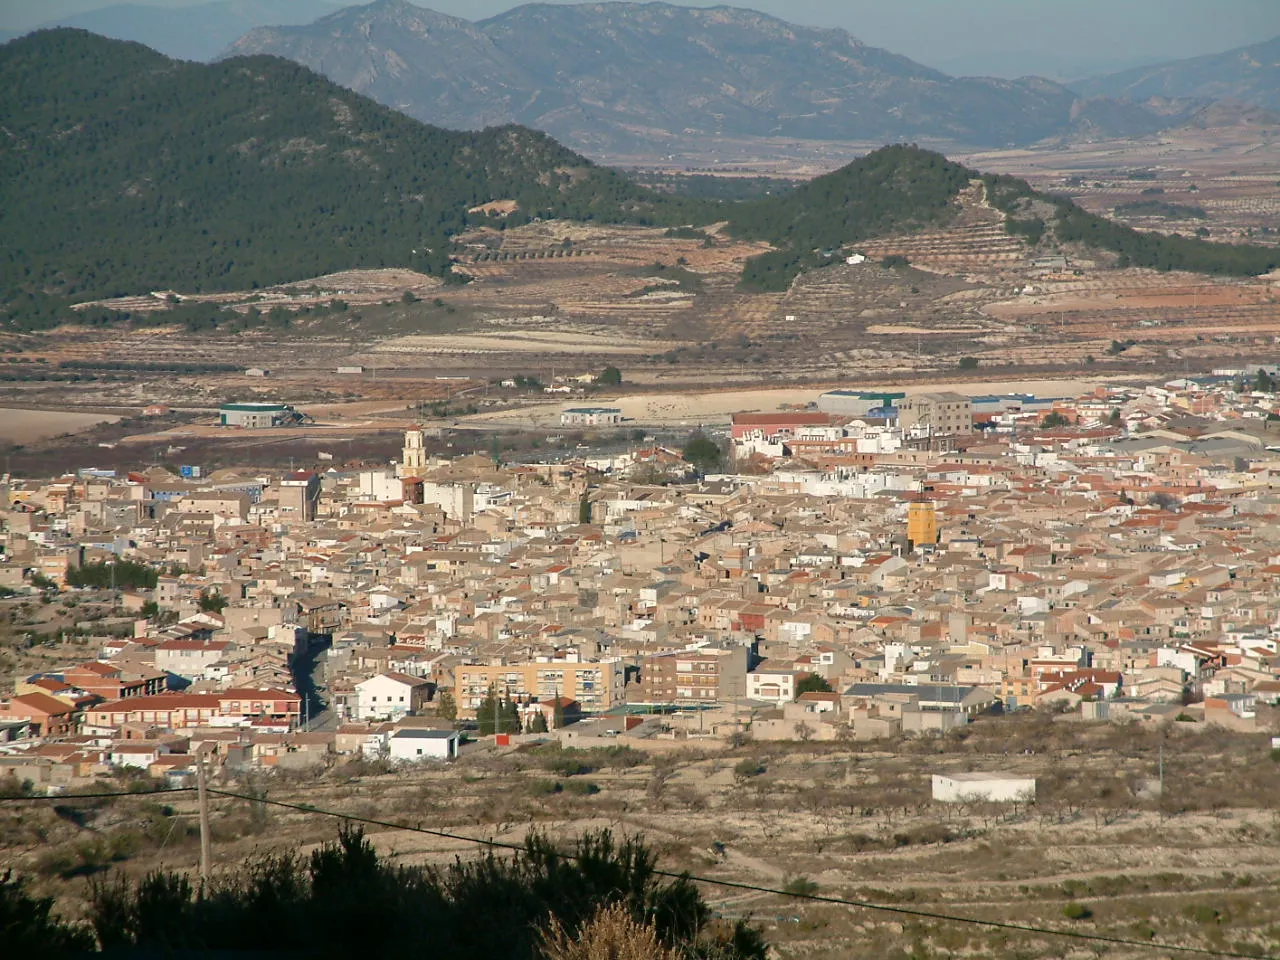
0 408 120 445
10 718 1280 960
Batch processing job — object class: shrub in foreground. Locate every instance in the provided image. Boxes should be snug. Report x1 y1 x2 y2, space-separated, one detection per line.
89 827 766 959
0 869 95 958
1063 901 1092 921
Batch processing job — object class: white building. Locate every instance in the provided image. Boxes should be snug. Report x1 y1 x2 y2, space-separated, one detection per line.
561 407 622 426
421 481 474 522
218 402 297 429
747 665 801 705
1155 646 1201 677
353 672 431 722
154 640 234 680
931 772 1036 803
107 741 173 769
855 425 903 454
357 469 404 501
387 728 459 761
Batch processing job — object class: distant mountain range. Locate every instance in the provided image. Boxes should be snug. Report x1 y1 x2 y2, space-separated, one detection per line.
5 0 342 62
7 1 1275 156
219 0 1218 154
1075 35 1280 111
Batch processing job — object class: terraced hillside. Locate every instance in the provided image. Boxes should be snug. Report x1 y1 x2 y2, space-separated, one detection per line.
861 184 1031 282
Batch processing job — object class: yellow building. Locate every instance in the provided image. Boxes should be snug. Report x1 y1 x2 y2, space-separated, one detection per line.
454 660 624 716
906 501 939 551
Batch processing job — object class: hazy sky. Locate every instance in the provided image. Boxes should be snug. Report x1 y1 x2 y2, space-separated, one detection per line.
4 0 1280 78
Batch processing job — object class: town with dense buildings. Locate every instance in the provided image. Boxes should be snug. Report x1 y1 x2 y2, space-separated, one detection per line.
12 3 1280 953
4 369 1280 796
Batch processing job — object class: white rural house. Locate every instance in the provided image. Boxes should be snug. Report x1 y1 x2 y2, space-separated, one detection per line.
387 728 460 761
353 672 431 722
747 664 801 705
932 772 1036 803
106 740 173 769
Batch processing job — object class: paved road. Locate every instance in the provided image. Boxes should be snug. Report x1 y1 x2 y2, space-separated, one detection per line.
291 640 334 731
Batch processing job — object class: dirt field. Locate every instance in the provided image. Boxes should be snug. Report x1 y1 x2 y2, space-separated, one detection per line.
0 407 120 444
984 282 1266 320
369 329 686 356
464 378 1106 428
73 268 444 316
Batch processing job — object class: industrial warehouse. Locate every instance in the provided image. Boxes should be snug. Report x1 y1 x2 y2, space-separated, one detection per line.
218 402 308 429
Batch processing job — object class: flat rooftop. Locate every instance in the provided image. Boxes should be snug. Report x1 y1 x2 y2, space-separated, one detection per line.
937 771 1034 782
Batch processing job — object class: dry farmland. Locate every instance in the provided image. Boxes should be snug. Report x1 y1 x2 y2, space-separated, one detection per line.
4 125 1280 465
7 717 1280 959
0 408 120 445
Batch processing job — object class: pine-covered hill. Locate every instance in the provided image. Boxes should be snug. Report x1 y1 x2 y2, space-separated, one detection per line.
0 29 692 325
728 145 1280 291
728 145 974 290
3 29 1277 326
983 172 1280 278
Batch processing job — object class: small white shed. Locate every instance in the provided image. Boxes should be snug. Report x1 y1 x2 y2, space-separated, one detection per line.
387 728 459 762
932 772 1035 803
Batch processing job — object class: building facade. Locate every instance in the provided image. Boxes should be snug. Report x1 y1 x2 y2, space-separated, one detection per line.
387 729 459 761
454 660 623 716
932 772 1036 803
633 647 748 704
818 390 906 417
907 501 939 550
353 673 431 721
219 402 298 429
730 412 836 442
86 689 301 731
897 393 973 437
400 429 427 477
561 407 622 427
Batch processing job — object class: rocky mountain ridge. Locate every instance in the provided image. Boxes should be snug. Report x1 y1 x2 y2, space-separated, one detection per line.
221 0 1201 155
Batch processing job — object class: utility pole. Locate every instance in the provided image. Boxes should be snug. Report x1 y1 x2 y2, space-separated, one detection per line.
197 755 212 882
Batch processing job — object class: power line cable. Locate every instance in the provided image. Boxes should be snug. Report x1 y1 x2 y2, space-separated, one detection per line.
1 787 196 801
205 788 1271 960
5 785 1274 960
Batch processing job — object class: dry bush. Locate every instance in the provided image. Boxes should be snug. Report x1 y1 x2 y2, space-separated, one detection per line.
666 784 706 811
645 758 677 808
540 901 677 960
